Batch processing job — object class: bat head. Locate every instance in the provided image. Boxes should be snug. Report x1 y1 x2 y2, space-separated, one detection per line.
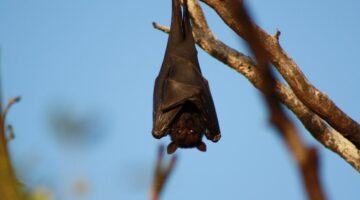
167 102 207 154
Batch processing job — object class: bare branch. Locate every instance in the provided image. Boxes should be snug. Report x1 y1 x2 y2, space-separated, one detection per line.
150 145 177 200
200 0 360 148
152 23 169 34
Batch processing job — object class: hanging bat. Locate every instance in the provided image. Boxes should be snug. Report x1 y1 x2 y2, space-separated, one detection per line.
152 0 221 154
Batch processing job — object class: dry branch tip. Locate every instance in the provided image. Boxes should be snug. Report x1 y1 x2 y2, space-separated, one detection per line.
153 22 170 33
2 96 21 120
274 29 281 41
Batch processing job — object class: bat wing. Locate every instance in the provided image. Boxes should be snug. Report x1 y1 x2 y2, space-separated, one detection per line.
171 55 221 142
152 71 180 139
152 58 202 138
153 56 220 142
198 79 221 142
161 78 201 111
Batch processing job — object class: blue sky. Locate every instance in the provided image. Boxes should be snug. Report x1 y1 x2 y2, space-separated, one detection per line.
0 0 359 199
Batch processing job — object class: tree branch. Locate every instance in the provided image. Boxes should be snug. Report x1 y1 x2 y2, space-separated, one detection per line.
200 0 360 149
153 0 360 171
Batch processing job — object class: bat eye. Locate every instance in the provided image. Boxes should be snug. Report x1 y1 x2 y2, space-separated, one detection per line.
190 130 194 134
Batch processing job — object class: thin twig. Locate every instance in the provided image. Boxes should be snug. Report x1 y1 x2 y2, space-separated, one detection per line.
150 145 177 200
153 0 360 171
2 96 21 123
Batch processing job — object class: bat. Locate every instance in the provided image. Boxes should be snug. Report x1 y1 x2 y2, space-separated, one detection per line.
152 0 221 154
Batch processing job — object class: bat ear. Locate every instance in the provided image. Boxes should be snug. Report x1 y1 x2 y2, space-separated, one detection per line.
196 142 207 152
167 142 178 154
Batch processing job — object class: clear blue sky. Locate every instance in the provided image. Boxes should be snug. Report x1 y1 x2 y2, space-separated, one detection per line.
1 0 359 199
